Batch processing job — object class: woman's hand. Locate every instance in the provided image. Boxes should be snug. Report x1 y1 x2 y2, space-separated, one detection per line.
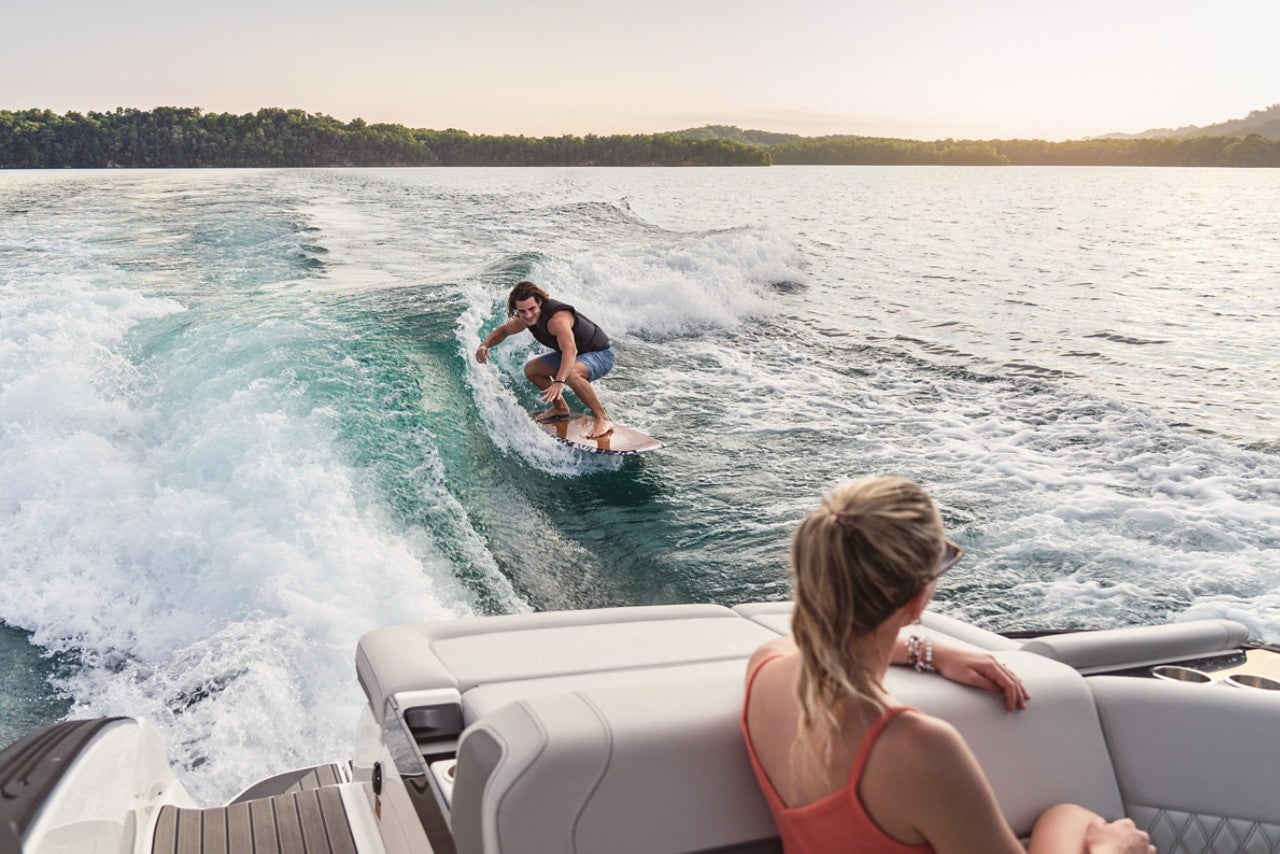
1084 817 1155 854
932 644 1030 711
1030 805 1154 854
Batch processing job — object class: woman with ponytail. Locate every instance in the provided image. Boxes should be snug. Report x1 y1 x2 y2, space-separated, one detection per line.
742 476 1153 854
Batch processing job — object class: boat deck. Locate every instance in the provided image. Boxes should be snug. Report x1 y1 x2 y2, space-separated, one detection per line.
231 762 347 804
151 787 356 854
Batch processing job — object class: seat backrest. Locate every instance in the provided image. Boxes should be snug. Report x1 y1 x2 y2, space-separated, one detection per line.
450 647 1127 853
1088 675 1280 852
452 672 779 854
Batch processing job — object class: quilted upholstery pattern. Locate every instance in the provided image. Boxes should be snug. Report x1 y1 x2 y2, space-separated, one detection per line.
1131 805 1280 853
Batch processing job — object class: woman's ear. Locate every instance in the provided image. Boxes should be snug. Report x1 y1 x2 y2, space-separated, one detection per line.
902 583 934 624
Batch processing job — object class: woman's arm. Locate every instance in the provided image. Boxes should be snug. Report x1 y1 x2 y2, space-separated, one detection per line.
894 631 1029 711
880 706 1153 854
872 713 1029 854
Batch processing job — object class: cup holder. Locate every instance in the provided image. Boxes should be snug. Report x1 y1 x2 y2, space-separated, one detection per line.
1150 665 1212 684
429 759 458 807
1224 673 1280 691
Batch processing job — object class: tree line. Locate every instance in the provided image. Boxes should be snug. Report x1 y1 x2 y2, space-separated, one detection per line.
0 108 770 168
764 133 1280 167
5 108 1280 168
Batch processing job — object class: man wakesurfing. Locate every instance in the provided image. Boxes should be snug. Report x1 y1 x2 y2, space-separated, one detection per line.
475 280 616 439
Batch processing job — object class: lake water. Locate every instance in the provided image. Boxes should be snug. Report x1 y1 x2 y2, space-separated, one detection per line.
1 165 1277 802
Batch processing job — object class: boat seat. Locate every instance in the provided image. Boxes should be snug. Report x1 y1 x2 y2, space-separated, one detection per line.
1019 620 1249 674
357 602 1021 723
1087 675 1280 853
888 651 1125 831
459 659 746 724
450 647 1125 853
452 671 779 854
355 604 777 718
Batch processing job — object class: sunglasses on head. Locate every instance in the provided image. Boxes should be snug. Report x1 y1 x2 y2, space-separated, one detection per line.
931 539 964 582
887 538 963 610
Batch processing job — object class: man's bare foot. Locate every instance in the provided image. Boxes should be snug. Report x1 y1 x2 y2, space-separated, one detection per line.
585 417 614 439
532 407 572 423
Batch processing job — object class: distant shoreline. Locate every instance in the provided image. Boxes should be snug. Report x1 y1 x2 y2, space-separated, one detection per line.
4 107 1280 168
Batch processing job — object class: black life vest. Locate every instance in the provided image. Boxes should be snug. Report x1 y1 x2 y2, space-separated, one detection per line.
530 298 611 353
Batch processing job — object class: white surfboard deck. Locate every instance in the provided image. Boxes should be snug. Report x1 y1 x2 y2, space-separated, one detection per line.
534 412 663 455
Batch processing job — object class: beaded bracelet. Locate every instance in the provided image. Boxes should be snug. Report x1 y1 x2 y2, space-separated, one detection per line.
907 634 936 673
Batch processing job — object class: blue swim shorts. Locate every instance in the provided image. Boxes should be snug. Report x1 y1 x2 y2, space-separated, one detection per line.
538 347 616 383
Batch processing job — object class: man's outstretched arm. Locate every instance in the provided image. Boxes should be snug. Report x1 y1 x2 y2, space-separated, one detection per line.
476 317 525 363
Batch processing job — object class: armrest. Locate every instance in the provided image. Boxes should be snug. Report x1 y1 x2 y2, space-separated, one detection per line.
1019 620 1247 674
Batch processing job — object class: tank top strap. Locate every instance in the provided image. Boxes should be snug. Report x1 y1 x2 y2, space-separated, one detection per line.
744 653 786 710
741 653 788 810
847 705 917 786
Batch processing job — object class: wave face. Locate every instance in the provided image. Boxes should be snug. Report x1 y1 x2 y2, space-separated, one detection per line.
2 166 1278 801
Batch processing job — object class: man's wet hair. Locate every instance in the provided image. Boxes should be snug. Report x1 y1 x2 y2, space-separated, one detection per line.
507 280 549 316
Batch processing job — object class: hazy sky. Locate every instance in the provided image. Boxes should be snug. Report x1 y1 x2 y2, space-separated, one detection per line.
4 0 1277 140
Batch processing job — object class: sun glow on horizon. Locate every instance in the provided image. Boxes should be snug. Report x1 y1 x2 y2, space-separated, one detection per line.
2 0 1278 142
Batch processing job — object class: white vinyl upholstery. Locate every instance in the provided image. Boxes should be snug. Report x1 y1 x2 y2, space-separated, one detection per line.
459 659 745 724
1020 621 1249 674
732 601 1021 652
355 604 773 716
360 604 1265 854
921 611 1022 652
1088 675 1280 852
454 674 779 854
731 601 792 635
452 646 1126 852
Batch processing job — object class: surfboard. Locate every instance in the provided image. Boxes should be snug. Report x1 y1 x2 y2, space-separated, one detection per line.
534 412 663 455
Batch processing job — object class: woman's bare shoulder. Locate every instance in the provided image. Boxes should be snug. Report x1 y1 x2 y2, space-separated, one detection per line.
880 709 979 776
745 636 797 683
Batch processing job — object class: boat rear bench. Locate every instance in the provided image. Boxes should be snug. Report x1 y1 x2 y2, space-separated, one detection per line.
353 603 1280 853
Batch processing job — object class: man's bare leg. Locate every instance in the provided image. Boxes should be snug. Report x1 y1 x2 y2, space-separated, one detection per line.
566 374 613 438
525 358 572 421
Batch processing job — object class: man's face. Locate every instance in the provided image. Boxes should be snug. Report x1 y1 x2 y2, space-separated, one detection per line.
514 297 541 327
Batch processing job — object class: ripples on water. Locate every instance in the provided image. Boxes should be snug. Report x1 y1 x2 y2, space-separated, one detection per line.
1 166 1277 800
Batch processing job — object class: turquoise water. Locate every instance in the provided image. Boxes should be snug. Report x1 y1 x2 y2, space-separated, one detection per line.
1 166 1277 801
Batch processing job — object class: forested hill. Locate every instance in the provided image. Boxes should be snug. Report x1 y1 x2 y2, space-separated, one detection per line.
0 107 769 168
6 106 1280 168
1099 104 1280 141
674 124 1280 166
673 125 803 146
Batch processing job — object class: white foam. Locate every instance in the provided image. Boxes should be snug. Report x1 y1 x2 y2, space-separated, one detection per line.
531 228 803 340
905 386 1280 638
0 270 503 803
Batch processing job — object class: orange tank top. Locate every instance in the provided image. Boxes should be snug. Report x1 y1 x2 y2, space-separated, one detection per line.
742 655 936 854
